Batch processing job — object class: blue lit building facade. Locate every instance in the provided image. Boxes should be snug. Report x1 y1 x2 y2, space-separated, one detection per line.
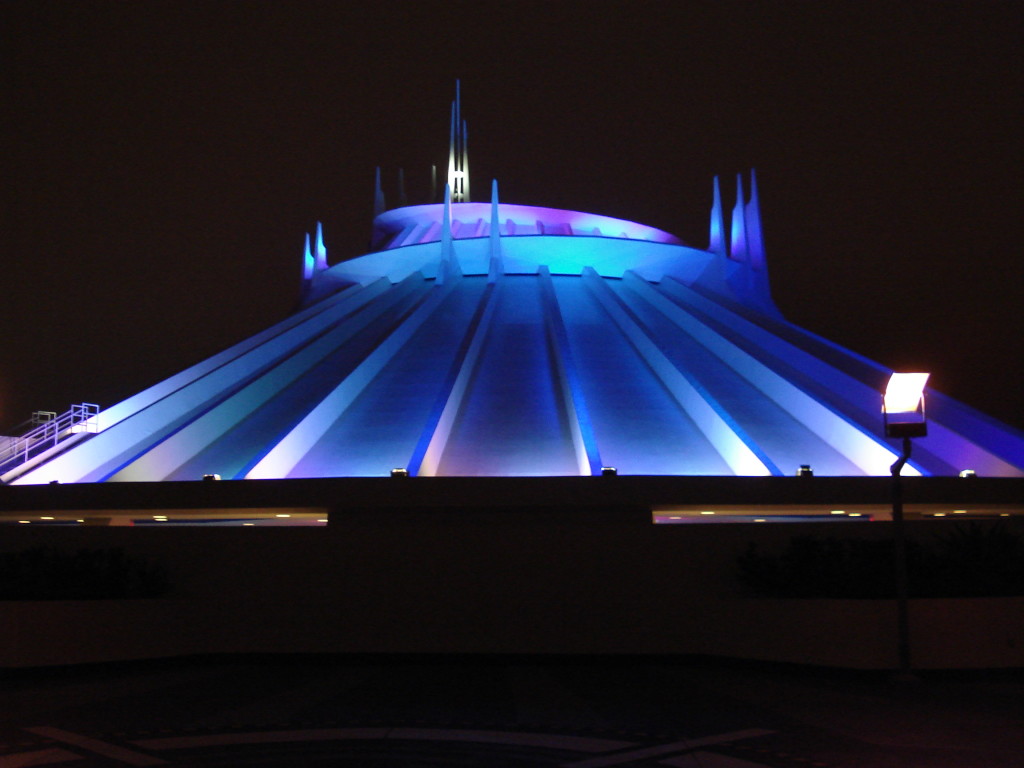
4 91 1023 485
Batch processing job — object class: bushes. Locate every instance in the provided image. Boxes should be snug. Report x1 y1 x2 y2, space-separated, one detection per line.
737 522 1024 599
0 546 168 600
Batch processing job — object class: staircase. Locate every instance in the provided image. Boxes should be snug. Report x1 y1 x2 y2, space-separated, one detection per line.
0 403 100 476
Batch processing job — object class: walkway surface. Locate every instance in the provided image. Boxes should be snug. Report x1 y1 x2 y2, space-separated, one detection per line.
1 656 1021 767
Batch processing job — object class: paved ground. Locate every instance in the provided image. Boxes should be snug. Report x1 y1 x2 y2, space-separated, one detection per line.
1 656 1021 767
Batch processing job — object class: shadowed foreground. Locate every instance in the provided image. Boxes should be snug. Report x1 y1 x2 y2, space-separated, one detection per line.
2 655 1021 767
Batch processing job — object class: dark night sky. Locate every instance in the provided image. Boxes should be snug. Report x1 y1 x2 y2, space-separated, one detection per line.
2 1 1021 434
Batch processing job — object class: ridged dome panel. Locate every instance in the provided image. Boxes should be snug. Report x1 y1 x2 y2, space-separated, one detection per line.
6 187 1023 483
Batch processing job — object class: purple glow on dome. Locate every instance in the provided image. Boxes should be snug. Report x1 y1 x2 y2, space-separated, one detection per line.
373 202 682 250
6 167 1023 485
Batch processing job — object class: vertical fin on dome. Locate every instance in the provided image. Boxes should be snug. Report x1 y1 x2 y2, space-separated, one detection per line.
441 183 453 253
729 173 748 262
373 166 386 217
438 183 459 282
743 168 776 312
314 222 327 272
581 267 773 476
302 232 314 281
411 279 501 477
247 273 462 481
430 164 437 203
488 178 503 282
709 175 726 257
538 265 602 476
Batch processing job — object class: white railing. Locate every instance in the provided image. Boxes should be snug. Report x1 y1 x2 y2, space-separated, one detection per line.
0 403 99 473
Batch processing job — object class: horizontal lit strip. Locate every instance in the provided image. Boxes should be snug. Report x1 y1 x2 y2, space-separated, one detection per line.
652 503 1022 523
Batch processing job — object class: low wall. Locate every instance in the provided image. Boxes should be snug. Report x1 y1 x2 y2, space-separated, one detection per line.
2 506 1022 669
5 597 1021 670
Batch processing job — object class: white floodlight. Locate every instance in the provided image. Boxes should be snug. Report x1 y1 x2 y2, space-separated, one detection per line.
883 372 930 438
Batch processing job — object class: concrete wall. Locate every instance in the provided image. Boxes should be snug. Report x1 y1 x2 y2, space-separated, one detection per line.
2 508 1022 669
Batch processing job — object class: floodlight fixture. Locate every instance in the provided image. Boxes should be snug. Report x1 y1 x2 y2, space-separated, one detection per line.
390 468 409 478
882 371 930 678
883 372 930 438
600 467 618 476
796 464 813 477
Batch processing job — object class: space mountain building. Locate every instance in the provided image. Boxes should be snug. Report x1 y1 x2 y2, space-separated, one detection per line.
4 90 1023 485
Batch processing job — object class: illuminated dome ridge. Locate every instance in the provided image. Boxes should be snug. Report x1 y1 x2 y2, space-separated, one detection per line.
306 179 710 304
4 85 1022 484
371 201 683 251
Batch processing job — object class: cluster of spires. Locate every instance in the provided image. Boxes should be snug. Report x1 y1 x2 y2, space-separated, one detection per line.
301 222 329 281
434 178 503 282
309 81 768 282
373 80 469 218
711 170 765 269
447 79 470 203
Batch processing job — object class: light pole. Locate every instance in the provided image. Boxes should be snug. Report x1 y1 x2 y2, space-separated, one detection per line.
883 372 929 677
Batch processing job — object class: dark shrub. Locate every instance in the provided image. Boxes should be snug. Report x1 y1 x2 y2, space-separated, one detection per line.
738 522 1024 599
0 546 168 600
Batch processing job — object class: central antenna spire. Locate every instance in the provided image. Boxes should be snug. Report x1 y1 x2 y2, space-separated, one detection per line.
447 80 469 202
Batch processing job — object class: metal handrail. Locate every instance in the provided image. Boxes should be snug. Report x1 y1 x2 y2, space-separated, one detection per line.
0 403 99 472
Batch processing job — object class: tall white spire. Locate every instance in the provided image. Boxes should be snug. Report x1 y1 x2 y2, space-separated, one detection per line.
447 80 469 202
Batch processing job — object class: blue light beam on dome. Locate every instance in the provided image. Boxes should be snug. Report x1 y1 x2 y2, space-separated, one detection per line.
7 86 1022 484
